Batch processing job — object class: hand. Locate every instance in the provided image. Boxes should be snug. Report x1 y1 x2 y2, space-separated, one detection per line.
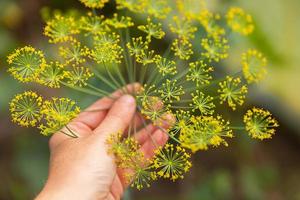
36 84 169 200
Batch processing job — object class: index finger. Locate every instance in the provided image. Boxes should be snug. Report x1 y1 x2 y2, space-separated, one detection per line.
73 83 141 130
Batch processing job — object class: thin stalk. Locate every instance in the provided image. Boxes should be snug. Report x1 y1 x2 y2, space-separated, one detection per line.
87 83 112 97
91 66 118 90
61 82 104 97
66 125 79 138
60 130 78 138
104 63 123 90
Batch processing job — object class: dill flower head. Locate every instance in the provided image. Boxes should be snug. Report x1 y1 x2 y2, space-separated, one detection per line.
180 116 233 152
90 32 123 64
190 91 215 115
226 7 254 35
107 132 145 168
138 17 165 41
79 0 109 9
37 62 65 88
152 144 192 181
9 91 43 127
244 107 279 140
171 110 191 137
107 133 155 190
127 37 149 57
40 97 80 136
140 96 166 122
136 49 157 66
7 46 46 83
242 49 267 83
201 36 229 62
64 66 94 87
126 166 155 190
80 12 108 35
158 79 185 103
177 0 206 20
171 39 194 60
116 0 146 12
218 76 248 110
44 14 80 43
155 56 177 77
145 0 171 19
198 10 225 38
186 61 213 86
169 16 197 41
105 13 134 29
59 41 88 66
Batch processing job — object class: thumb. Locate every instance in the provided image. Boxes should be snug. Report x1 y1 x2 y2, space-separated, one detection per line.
93 94 136 140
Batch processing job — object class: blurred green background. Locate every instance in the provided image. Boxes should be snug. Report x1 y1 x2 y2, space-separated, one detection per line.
0 0 299 199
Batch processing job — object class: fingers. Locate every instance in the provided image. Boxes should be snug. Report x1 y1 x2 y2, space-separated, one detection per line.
49 121 93 149
140 129 169 159
49 83 140 149
93 95 137 140
110 175 124 200
73 83 141 131
134 124 157 144
118 129 169 189
134 112 174 146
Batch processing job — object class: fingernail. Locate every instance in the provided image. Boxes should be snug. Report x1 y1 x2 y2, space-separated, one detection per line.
120 95 135 105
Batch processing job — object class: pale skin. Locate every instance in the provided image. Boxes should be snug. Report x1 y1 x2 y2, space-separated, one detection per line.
36 84 170 200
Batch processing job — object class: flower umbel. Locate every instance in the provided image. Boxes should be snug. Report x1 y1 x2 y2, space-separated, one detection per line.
7 46 46 82
190 91 215 115
242 49 267 83
186 61 213 86
244 107 279 140
44 14 80 43
218 76 248 110
10 91 43 127
180 116 233 152
226 7 254 35
39 98 80 136
152 144 192 181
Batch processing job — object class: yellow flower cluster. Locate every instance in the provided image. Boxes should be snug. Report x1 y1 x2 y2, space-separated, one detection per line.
40 98 80 136
177 0 206 20
7 0 279 191
80 0 109 9
198 10 225 38
218 76 248 110
44 14 80 43
190 91 215 114
180 116 234 152
7 46 46 83
138 17 165 42
152 144 192 181
107 132 154 189
242 49 267 83
10 91 80 136
226 7 255 35
105 13 134 29
201 37 229 62
244 107 279 140
186 61 213 86
9 91 43 127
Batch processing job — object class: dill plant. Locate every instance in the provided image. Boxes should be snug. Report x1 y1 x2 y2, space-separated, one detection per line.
7 0 279 190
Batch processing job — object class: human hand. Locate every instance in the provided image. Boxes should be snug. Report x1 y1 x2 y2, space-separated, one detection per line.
36 84 170 200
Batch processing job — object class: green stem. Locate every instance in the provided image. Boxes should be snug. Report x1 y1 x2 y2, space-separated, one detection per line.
61 82 104 97
91 66 118 90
